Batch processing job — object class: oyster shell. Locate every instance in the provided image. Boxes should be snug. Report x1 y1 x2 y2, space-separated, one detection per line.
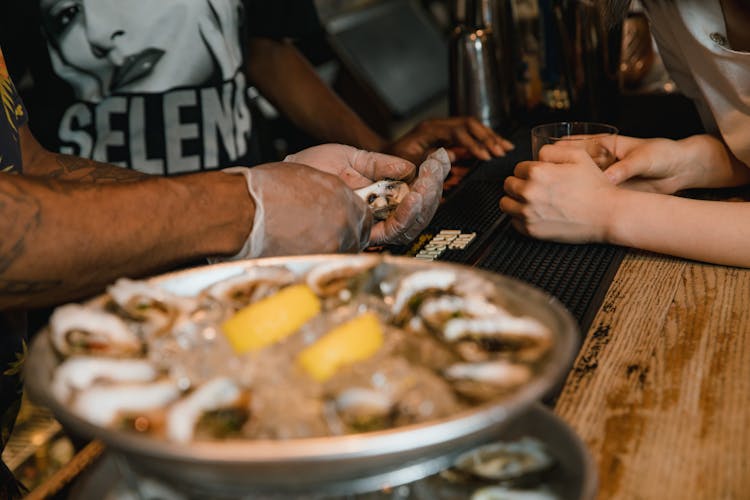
454 437 554 482
355 180 410 220
202 266 296 309
391 269 458 322
444 360 532 400
471 486 559 500
443 314 552 363
418 295 502 331
332 387 394 432
52 356 158 401
49 304 142 357
107 278 198 337
73 380 181 426
166 377 247 443
305 255 380 297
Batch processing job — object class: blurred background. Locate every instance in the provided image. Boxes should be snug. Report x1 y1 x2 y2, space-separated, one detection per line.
255 0 703 161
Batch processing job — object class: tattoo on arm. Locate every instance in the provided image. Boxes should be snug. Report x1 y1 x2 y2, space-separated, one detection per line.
0 279 60 296
51 154 147 183
0 179 59 297
29 154 147 183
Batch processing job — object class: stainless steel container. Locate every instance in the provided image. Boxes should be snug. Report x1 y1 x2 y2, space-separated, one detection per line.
449 0 512 130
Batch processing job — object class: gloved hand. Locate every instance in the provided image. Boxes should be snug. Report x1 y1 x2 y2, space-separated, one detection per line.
285 144 451 246
220 163 372 259
369 148 452 245
284 144 416 189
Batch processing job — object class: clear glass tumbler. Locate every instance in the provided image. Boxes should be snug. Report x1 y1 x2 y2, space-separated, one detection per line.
531 122 618 168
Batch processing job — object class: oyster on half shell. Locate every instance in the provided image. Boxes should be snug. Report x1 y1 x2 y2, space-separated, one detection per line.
452 437 554 483
355 180 410 220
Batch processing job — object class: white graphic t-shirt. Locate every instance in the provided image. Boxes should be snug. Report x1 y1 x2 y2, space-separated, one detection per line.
1 0 322 174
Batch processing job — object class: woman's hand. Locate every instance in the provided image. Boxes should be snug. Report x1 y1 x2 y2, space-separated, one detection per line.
603 136 693 194
500 143 620 244
605 134 750 192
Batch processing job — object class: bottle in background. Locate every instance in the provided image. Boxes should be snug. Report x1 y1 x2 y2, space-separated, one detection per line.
449 0 513 131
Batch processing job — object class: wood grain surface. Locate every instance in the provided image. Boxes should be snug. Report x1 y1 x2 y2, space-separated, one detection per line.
555 250 750 500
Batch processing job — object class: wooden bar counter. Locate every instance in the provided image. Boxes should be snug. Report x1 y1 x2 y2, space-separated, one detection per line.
554 250 750 499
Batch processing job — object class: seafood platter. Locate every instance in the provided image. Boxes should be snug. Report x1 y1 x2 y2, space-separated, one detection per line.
25 254 579 495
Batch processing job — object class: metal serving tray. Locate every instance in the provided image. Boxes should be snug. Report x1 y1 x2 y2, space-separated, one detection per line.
25 255 579 496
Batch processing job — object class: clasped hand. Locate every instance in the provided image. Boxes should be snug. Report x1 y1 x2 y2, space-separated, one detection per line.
500 135 694 244
286 144 451 246
500 143 618 243
603 136 694 194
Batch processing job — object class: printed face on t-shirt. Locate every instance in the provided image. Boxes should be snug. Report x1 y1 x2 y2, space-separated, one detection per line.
39 0 244 100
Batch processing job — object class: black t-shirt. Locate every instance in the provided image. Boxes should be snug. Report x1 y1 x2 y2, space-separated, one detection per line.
0 0 322 175
0 46 29 498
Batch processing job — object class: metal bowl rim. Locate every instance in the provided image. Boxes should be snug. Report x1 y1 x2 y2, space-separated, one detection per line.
25 254 579 465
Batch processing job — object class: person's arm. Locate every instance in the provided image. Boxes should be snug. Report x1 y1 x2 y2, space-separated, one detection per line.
19 126 146 183
698 134 750 187
246 37 387 151
0 168 253 309
604 189 750 267
605 134 750 193
2 129 379 309
501 144 750 268
2 126 252 307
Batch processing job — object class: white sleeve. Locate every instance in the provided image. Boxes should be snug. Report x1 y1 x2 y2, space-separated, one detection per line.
642 2 718 133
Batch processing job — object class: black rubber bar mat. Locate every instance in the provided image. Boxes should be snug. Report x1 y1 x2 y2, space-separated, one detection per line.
391 129 626 334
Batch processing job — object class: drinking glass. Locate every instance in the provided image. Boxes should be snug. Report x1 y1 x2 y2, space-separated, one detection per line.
531 122 618 168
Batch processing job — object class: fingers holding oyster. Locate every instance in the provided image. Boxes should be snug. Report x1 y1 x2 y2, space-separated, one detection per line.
284 144 451 246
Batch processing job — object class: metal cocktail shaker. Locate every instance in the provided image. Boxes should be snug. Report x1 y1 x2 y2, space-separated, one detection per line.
449 0 513 131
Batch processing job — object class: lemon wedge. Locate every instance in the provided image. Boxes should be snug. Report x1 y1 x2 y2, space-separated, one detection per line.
221 284 321 354
297 312 384 382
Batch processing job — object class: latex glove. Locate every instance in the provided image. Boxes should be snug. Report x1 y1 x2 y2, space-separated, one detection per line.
602 136 698 194
369 148 452 245
284 144 416 189
384 117 515 164
500 143 619 244
286 144 451 246
220 164 372 259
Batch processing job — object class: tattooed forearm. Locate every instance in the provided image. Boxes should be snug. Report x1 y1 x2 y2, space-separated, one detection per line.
25 153 147 183
0 279 61 295
48 154 147 183
0 180 41 276
0 175 104 308
0 178 61 305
